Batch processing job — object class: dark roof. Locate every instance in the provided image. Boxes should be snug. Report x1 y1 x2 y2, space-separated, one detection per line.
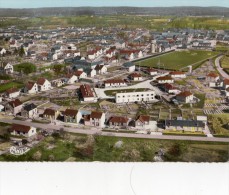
23 103 37 111
165 120 205 128
10 124 31 133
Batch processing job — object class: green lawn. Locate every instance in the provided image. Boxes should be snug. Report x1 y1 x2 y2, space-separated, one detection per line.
0 82 24 93
104 88 149 96
208 114 229 136
136 50 220 70
220 55 229 73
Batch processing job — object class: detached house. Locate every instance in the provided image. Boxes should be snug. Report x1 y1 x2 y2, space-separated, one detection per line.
6 99 23 115
206 72 220 82
157 76 174 84
10 124 37 137
66 74 78 84
160 83 180 94
63 109 82 123
176 91 194 103
3 63 14 74
109 116 129 128
24 82 38 94
79 84 97 102
75 70 87 79
135 115 150 128
123 62 136 72
21 103 38 118
145 68 158 76
129 72 143 81
6 88 20 99
170 71 186 78
37 78 51 91
43 108 59 122
84 111 105 128
94 65 107 74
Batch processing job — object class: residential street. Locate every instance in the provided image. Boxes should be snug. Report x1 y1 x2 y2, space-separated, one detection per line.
1 118 229 143
215 55 229 79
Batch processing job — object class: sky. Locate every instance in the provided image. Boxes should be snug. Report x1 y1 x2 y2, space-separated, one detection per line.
0 0 228 8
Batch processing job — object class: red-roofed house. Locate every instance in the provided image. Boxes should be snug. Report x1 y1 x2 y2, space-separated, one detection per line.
206 72 220 82
6 88 20 99
74 70 87 79
170 71 186 78
63 109 82 124
84 111 106 128
145 68 158 76
37 78 51 91
157 76 174 84
10 124 36 137
129 72 143 81
6 99 23 115
94 65 107 74
79 84 97 102
24 82 38 94
161 83 180 94
176 91 194 103
109 116 129 128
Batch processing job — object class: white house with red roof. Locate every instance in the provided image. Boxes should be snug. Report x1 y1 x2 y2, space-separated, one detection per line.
84 111 106 128
176 91 194 103
75 70 87 79
145 68 158 76
129 72 143 81
79 84 97 102
206 72 220 82
156 76 174 84
37 78 52 91
10 124 37 137
24 82 38 94
66 74 78 84
6 88 20 99
170 71 186 78
94 65 107 74
161 83 180 94
135 115 157 130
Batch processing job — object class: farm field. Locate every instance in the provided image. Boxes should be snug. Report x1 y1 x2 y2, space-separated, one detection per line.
136 50 220 70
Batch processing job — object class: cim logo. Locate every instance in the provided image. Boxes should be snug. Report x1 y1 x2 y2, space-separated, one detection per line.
10 146 30 155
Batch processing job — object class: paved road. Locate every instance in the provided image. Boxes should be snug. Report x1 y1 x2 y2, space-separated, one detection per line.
1 118 229 143
215 55 229 79
94 73 168 99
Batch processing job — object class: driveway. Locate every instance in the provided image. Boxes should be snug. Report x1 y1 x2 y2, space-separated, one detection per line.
215 55 229 79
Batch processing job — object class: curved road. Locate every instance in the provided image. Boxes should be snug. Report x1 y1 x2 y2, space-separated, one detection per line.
215 55 229 79
1 118 229 143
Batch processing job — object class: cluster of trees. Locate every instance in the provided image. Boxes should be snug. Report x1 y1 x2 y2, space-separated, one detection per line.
14 62 36 75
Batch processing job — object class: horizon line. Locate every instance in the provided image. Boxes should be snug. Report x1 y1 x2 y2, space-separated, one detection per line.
0 6 229 9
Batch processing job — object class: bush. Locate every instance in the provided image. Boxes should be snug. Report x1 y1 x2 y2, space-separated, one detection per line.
14 62 37 74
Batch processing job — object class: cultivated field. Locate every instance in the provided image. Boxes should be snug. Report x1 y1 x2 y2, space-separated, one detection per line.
136 50 220 70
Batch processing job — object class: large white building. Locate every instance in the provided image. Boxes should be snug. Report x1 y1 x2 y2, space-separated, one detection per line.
115 90 156 103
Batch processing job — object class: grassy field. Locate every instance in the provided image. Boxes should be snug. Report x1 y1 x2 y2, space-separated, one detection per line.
220 56 229 74
136 50 220 70
104 88 149 96
1 16 228 31
0 81 24 93
208 114 229 136
0 133 228 162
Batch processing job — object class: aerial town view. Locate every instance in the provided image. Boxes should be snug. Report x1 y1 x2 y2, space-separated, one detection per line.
0 2 229 162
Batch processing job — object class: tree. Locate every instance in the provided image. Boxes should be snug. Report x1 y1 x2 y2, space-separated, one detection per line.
15 62 36 75
53 64 63 75
19 47 25 57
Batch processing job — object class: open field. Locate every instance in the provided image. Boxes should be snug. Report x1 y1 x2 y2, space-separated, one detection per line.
220 55 229 74
0 133 228 162
136 50 220 70
0 81 24 93
0 16 229 31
